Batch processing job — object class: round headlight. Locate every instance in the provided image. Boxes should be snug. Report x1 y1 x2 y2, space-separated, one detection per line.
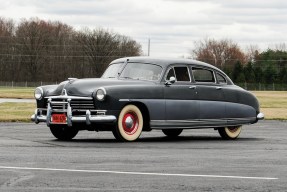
34 87 43 100
96 87 107 101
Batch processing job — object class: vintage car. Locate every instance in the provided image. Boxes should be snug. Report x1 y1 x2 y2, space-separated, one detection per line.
31 57 264 141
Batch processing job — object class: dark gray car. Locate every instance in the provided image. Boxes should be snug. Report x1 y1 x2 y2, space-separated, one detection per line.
31 57 264 141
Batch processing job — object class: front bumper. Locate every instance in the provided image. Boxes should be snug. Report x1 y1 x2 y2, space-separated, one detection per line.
31 97 117 127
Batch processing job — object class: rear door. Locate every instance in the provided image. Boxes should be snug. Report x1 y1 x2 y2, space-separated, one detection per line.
191 67 226 125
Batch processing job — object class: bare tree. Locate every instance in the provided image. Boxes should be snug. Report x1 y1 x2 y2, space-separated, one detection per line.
274 43 287 52
245 44 260 63
15 18 54 81
0 17 142 82
192 38 246 69
76 28 142 77
0 17 15 81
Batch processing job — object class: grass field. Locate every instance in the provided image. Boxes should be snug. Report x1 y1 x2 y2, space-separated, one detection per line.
0 88 286 121
252 91 287 120
0 102 35 122
0 87 34 99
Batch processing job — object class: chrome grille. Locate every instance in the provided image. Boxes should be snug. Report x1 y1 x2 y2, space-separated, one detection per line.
49 98 95 111
71 99 95 110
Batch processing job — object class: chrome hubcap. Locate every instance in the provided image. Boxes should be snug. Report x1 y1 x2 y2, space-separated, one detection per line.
125 116 134 129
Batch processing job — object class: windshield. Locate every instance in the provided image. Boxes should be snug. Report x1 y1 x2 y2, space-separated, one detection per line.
120 63 162 81
102 63 123 78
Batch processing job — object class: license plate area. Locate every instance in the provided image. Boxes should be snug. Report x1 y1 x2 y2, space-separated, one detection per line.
51 113 67 124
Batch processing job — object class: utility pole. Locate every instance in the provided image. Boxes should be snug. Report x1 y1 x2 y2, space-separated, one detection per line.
148 38 150 56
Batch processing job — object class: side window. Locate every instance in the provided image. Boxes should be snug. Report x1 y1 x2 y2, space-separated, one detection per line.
217 73 227 84
174 67 190 82
192 68 215 83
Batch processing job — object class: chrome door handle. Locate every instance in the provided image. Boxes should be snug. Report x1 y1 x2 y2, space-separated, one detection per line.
189 86 196 89
216 87 222 90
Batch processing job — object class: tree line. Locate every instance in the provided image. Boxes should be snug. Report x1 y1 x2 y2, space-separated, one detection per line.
1 17 286 85
0 17 142 82
191 38 287 85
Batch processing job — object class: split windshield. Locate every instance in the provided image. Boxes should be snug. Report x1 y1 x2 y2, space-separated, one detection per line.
102 63 162 81
101 63 123 78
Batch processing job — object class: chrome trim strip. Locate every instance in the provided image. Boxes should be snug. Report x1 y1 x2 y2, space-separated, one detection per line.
45 96 93 100
119 99 131 102
152 117 256 123
150 117 257 129
50 101 68 104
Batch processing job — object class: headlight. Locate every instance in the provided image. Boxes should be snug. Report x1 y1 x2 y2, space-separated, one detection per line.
96 87 106 101
34 87 44 100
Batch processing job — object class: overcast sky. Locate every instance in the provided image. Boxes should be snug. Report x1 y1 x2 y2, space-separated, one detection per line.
1 0 287 57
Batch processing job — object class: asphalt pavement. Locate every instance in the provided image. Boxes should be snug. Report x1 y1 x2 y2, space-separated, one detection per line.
0 120 286 191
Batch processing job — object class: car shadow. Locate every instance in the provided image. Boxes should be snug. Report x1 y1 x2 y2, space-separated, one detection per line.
51 135 264 143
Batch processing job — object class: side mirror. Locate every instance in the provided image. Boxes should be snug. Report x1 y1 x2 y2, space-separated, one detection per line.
169 76 176 84
165 76 176 85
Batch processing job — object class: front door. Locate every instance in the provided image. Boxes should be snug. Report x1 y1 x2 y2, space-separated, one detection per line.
164 66 200 128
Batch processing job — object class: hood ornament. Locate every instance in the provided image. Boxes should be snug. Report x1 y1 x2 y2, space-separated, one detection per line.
68 78 77 82
61 89 68 96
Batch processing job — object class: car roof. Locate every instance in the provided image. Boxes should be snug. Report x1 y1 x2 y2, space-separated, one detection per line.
110 56 233 84
111 56 221 71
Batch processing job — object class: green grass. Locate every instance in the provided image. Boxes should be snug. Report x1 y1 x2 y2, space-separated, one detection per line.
0 87 34 99
252 91 287 120
0 102 35 122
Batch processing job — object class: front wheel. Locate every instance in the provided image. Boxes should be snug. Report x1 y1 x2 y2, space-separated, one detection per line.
50 125 79 140
162 129 183 138
113 105 143 142
218 126 242 140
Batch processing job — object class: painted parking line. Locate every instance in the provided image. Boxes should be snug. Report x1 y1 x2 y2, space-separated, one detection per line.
0 166 278 180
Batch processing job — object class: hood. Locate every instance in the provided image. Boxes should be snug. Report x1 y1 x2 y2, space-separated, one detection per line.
56 78 155 97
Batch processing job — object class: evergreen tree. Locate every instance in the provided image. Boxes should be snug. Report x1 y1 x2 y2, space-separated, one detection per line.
254 66 263 83
232 61 245 83
264 64 277 83
278 67 287 83
244 62 256 83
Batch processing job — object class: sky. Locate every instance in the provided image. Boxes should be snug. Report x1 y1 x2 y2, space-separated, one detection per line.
1 0 287 57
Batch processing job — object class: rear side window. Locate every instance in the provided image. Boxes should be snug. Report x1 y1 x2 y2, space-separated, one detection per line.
192 68 215 83
217 73 227 84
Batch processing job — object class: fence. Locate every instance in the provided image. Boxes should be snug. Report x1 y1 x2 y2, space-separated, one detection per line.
0 81 58 88
1 81 287 91
236 83 287 91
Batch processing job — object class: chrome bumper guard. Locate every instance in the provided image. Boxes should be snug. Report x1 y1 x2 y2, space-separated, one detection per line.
257 112 264 120
31 98 116 127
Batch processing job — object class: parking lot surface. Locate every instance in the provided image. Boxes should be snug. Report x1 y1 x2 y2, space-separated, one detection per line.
0 121 286 191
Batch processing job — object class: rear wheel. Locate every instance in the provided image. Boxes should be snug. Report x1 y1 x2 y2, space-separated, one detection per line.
50 125 79 140
218 126 242 140
113 105 143 142
162 129 183 138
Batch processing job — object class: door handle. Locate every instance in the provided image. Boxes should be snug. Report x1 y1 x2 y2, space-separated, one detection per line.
189 86 196 89
216 87 222 90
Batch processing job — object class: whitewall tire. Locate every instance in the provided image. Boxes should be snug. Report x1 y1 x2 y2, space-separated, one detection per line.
218 126 242 140
113 105 143 142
